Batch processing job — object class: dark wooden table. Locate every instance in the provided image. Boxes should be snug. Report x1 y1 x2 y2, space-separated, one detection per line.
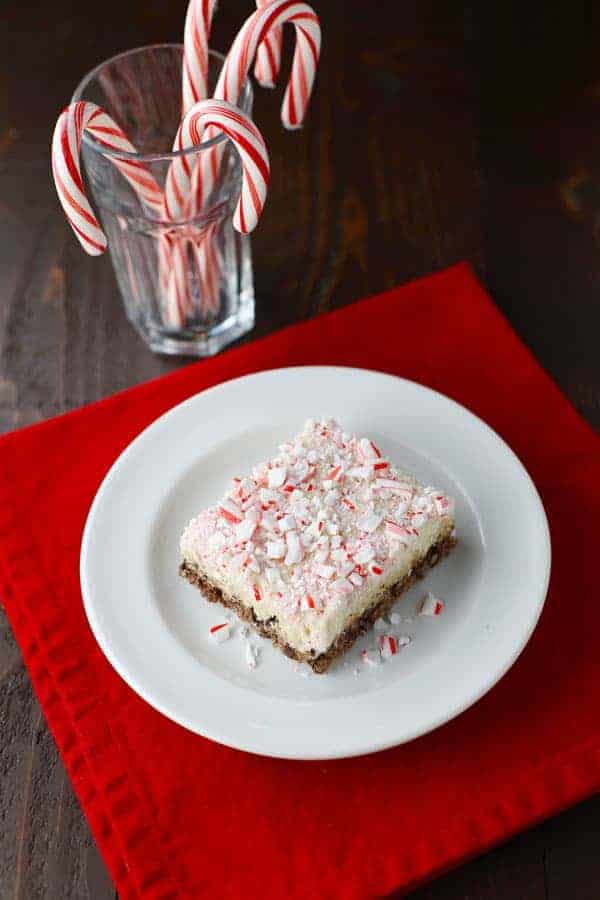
2 1 600 897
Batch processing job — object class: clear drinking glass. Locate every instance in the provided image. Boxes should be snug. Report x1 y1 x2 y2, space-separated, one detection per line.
72 45 255 357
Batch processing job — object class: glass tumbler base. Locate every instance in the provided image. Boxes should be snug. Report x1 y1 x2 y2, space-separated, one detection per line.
131 294 255 358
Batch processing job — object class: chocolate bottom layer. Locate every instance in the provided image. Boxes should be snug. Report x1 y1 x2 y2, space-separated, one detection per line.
180 532 455 673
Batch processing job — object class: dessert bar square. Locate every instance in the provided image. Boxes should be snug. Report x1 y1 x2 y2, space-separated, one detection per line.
180 419 455 672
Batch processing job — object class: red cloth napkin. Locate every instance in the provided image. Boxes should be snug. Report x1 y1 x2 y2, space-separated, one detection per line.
1 263 599 899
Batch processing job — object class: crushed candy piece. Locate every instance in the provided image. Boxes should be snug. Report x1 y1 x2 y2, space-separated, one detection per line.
208 621 232 643
418 592 444 616
379 634 399 658
358 513 382 534
245 643 260 669
268 467 287 488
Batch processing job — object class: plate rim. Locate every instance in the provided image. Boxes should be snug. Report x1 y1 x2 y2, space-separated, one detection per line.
80 365 551 759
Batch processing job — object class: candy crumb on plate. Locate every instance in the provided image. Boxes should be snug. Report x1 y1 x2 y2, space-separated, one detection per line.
245 643 260 670
208 621 233 643
418 592 445 617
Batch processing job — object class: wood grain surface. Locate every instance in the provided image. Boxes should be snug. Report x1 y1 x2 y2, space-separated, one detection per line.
1 1 599 897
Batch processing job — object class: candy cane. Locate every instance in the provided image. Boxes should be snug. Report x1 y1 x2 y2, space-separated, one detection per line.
195 220 222 315
52 101 169 240
163 102 269 323
182 0 219 109
164 99 270 234
187 0 320 218
162 239 192 328
188 228 222 319
51 103 109 255
216 0 321 130
181 1 320 318
178 0 221 320
181 0 283 320
52 102 185 331
88 107 183 328
165 227 220 325
254 0 283 88
83 108 164 215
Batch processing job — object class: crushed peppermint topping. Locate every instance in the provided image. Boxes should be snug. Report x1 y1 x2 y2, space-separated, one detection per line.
358 438 380 460
358 513 382 534
219 500 242 524
285 530 303 566
374 478 412 496
385 520 411 540
418 592 445 616
208 621 232 643
395 500 410 518
337 561 355 579
361 647 381 667
182 419 454 622
354 545 375 564
268 467 287 488
379 634 398 657
348 466 371 479
245 643 260 669
266 539 286 558
278 514 297 533
236 517 257 541
331 578 353 595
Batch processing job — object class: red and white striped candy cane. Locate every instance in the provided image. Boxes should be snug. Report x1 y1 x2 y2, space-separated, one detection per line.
83 108 164 215
52 102 182 329
180 0 221 321
181 0 285 320
51 103 109 255
190 0 320 212
164 228 220 327
163 239 192 328
52 101 167 242
195 219 222 316
164 99 270 234
85 105 180 327
187 0 320 218
217 0 321 130
254 0 283 88
182 0 219 109
163 102 270 324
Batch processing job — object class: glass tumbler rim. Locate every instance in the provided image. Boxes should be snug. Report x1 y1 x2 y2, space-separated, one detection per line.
71 43 253 163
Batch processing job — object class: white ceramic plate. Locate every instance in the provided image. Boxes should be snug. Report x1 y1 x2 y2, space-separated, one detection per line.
81 366 550 760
